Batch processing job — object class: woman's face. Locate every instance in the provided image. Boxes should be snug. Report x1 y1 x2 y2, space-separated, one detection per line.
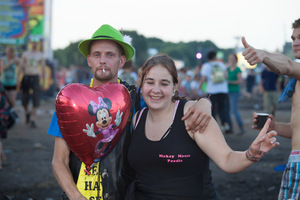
141 64 175 111
228 54 237 66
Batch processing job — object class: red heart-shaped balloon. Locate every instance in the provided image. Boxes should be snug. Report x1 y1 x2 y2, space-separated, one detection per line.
56 83 131 170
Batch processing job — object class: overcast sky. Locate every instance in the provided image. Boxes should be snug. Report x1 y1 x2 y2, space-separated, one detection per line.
51 0 299 52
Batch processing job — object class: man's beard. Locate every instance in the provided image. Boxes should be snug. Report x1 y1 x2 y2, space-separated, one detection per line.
94 69 113 82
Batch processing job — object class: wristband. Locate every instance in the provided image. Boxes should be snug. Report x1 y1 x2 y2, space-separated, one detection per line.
245 149 261 162
249 146 265 157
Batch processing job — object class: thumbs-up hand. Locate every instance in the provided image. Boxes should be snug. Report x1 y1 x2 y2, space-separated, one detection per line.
241 36 265 65
241 36 250 49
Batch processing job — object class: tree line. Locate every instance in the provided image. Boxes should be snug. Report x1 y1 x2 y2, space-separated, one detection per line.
53 30 235 69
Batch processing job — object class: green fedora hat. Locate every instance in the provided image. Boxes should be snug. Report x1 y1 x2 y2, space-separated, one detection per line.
78 24 134 62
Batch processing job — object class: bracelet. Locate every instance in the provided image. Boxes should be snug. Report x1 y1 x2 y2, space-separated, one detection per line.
249 146 265 157
198 95 213 110
245 148 261 162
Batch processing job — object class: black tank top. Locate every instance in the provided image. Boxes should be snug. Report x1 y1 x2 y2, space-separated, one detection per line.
128 100 211 199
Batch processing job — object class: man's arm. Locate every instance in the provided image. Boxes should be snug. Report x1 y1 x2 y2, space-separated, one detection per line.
52 137 87 200
39 54 46 86
19 53 27 75
252 113 292 139
242 37 300 80
273 122 293 138
182 97 212 133
181 74 211 133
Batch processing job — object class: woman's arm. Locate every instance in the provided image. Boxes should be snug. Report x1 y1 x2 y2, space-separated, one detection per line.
184 102 279 173
2 57 18 71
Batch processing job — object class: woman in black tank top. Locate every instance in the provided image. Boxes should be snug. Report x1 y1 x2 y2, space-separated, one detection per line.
126 54 279 200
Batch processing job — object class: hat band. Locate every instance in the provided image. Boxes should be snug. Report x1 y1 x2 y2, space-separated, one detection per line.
92 35 114 39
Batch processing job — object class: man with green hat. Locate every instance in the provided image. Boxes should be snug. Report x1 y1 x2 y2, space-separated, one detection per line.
48 24 213 200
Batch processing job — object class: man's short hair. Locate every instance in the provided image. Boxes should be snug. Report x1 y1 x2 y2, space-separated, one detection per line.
292 18 300 29
207 51 217 60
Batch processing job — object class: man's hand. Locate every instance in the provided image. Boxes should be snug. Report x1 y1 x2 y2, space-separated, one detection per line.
182 98 212 133
252 113 275 132
242 36 265 66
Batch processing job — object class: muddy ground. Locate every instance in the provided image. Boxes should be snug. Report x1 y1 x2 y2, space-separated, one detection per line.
0 95 292 200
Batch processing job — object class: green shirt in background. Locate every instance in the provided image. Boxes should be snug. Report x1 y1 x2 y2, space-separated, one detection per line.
227 67 241 92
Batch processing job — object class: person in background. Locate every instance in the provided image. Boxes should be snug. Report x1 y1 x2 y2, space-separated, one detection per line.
242 18 300 200
227 53 244 134
181 70 195 100
259 64 280 116
48 24 213 200
191 74 203 99
0 82 8 170
0 46 19 107
20 41 45 128
200 51 233 134
245 68 256 100
76 64 88 84
0 46 19 171
119 59 137 85
126 53 279 199
0 139 5 170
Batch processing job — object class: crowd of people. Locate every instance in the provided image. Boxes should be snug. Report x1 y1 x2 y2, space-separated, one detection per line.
53 48 285 137
99 48 287 136
0 40 46 169
55 64 92 91
53 47 287 139
0 18 299 199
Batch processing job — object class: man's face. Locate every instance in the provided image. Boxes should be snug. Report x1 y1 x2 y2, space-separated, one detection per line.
292 28 300 59
87 40 126 86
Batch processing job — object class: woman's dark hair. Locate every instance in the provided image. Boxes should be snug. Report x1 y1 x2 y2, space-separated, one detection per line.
230 53 238 62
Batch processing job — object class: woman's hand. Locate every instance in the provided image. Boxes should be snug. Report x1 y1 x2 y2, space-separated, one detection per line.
250 118 279 156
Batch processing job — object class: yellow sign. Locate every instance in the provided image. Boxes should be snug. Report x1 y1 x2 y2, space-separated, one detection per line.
77 162 103 199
